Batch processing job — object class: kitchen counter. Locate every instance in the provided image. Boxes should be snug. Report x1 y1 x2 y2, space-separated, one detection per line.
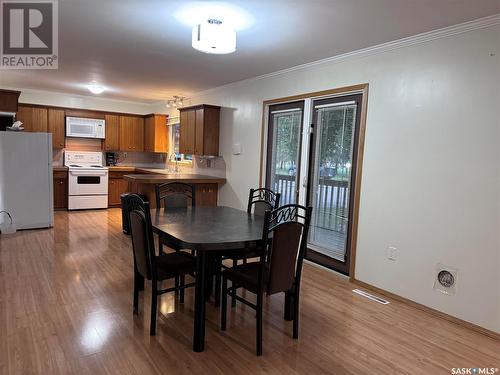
53 166 68 171
108 166 137 172
123 173 226 184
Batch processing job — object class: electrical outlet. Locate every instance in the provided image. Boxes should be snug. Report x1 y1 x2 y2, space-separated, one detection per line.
387 246 397 261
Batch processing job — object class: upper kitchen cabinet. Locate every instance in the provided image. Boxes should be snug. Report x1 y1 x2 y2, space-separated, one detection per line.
0 89 20 112
104 114 120 151
119 115 144 152
47 108 65 149
144 114 168 153
179 104 220 156
16 105 48 132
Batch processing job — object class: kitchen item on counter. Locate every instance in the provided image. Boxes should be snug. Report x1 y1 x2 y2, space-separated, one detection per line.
64 151 109 210
66 116 105 139
6 120 24 131
106 152 117 166
0 132 54 229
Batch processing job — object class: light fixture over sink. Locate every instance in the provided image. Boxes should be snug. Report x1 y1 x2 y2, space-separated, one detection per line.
192 19 236 54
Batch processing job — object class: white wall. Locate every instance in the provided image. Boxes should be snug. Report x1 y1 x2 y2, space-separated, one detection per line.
187 24 500 332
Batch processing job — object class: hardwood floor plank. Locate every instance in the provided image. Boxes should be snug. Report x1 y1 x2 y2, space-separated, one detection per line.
0 208 498 375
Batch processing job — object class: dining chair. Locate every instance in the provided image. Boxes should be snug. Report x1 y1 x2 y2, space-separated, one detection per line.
215 188 280 307
220 204 312 356
126 193 196 336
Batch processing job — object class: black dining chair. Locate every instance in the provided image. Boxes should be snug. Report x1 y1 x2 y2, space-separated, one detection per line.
214 188 280 307
220 204 312 356
126 194 196 336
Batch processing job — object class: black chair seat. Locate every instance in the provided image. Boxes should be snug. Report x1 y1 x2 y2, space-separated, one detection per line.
156 252 196 280
223 262 268 293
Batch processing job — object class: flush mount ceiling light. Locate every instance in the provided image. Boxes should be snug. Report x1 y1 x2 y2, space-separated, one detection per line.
87 83 105 95
192 19 236 54
166 96 185 108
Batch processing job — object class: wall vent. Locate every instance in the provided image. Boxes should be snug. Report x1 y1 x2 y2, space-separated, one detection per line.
433 263 458 295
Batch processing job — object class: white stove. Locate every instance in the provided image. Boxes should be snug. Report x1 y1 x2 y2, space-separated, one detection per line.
65 151 109 210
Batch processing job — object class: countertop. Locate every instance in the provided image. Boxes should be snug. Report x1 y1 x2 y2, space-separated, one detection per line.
53 166 68 171
123 173 226 184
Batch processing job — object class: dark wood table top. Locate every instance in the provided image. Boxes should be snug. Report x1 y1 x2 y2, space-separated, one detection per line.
124 174 226 184
151 206 264 251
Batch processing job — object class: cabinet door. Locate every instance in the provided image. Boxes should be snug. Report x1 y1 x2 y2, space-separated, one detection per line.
120 116 143 151
104 114 120 151
194 108 204 155
108 177 129 207
132 116 144 151
203 107 220 156
179 110 195 154
195 183 218 206
17 106 48 132
48 108 65 148
144 115 154 152
53 177 67 209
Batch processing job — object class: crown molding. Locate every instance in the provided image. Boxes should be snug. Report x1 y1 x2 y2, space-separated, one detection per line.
193 14 500 98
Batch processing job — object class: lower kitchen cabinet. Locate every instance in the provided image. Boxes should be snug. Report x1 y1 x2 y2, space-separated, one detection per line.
53 170 68 210
195 183 218 206
108 171 130 207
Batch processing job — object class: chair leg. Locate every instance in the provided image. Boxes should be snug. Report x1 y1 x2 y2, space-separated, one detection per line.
174 276 179 295
256 292 263 356
214 257 222 307
150 281 158 336
133 271 140 315
179 274 185 304
293 287 300 339
243 257 247 265
231 283 237 308
221 276 228 331
158 236 164 255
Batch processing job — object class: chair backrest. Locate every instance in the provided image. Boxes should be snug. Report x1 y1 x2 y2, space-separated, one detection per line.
260 204 312 295
125 194 156 280
155 182 195 210
247 188 281 216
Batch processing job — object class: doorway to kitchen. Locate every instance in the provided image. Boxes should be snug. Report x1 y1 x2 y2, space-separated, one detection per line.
262 85 368 276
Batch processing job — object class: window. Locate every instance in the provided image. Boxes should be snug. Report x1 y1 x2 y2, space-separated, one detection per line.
169 121 192 163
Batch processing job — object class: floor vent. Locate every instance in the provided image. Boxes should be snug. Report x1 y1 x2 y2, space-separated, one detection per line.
352 289 390 304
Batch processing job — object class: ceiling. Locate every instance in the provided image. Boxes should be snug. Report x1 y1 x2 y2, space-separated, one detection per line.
1 0 498 103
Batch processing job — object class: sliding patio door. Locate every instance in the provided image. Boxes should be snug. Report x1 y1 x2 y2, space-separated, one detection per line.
306 94 363 274
266 101 304 205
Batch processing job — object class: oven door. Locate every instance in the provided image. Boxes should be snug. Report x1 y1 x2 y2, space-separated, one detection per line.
68 169 108 195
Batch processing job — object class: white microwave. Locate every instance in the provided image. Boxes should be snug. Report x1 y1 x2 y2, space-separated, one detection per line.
66 117 105 139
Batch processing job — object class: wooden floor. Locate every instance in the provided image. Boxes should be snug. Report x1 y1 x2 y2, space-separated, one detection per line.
0 209 498 374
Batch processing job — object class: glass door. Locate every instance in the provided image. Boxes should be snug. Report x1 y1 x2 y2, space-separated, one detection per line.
266 101 304 205
306 94 363 274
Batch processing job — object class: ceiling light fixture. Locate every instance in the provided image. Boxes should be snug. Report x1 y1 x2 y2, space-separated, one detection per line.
165 96 186 109
192 19 236 54
87 83 105 95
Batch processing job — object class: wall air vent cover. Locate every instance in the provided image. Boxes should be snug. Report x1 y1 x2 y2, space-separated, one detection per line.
433 263 458 295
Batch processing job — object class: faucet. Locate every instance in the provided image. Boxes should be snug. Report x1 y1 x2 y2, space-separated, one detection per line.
168 152 179 173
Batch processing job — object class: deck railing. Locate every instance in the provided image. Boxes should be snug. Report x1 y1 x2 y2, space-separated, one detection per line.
273 174 349 233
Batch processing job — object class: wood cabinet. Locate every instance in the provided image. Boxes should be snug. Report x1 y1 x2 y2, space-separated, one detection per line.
179 104 220 156
104 114 120 151
144 114 168 153
47 108 65 148
119 116 144 152
16 105 48 132
195 183 218 206
108 171 130 207
0 89 20 112
53 170 68 210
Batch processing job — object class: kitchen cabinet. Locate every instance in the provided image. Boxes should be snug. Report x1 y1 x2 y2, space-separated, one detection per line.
47 108 65 148
108 171 130 207
104 114 120 151
195 183 218 206
119 115 144 152
179 104 220 156
0 89 20 112
16 105 48 132
53 170 68 210
144 114 168 153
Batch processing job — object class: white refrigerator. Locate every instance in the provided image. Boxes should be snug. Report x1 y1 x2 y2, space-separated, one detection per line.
0 132 54 230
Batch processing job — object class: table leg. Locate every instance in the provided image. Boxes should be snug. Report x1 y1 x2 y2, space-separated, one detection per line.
284 290 294 321
193 250 207 352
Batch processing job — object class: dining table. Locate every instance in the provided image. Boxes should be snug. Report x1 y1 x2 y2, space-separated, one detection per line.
150 205 268 352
